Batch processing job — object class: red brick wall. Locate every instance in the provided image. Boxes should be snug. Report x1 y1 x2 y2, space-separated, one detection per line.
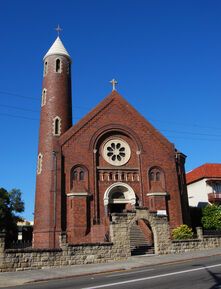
34 54 72 248
34 60 189 247
61 92 187 243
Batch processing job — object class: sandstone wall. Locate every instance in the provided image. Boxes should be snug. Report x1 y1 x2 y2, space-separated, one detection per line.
1 214 221 272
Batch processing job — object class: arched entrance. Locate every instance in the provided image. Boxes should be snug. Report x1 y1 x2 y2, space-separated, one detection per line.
130 219 154 255
104 182 136 214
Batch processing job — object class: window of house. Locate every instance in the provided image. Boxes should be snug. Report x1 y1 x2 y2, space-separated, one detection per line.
213 182 221 193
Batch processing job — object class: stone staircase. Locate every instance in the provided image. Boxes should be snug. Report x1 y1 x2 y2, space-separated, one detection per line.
130 223 154 256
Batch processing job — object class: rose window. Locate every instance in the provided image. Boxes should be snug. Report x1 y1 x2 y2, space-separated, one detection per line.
103 139 131 166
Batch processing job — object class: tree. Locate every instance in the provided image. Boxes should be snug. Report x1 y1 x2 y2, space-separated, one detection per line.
201 204 221 230
0 187 24 241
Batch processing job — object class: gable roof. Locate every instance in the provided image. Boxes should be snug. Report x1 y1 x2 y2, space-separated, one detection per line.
59 90 174 151
186 163 221 184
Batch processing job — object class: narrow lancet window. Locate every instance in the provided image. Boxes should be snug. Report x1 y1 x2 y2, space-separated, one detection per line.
43 61 48 76
55 58 61 73
41 89 47 106
73 170 78 181
37 153 43 175
53 116 61 136
79 171 84 181
156 172 161 181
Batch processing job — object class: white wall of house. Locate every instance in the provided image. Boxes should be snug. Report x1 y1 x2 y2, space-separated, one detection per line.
187 178 212 207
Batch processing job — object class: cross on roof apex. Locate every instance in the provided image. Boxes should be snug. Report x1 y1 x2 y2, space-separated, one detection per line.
55 24 62 36
110 78 118 91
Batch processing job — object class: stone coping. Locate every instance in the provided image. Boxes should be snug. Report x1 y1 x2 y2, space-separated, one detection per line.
67 242 113 247
5 248 62 253
172 239 200 243
203 235 221 238
4 242 114 253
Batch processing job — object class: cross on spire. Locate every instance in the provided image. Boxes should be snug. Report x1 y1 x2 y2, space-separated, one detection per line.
110 78 118 91
55 24 62 36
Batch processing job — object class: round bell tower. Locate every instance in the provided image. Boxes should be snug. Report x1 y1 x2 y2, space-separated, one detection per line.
33 36 72 248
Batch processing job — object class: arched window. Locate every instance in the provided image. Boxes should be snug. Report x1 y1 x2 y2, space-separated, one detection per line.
53 116 61 136
37 153 43 175
43 61 48 76
149 167 165 191
70 166 88 190
41 88 47 106
79 171 84 181
55 58 61 73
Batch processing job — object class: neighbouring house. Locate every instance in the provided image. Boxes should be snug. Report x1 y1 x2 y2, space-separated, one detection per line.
17 220 33 242
186 163 221 208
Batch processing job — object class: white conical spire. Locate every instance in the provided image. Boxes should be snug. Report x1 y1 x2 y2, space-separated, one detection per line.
43 36 71 60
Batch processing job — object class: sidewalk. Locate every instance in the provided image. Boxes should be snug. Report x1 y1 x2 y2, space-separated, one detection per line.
0 248 221 288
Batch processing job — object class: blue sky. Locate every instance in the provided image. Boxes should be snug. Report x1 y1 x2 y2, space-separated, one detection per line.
0 0 221 221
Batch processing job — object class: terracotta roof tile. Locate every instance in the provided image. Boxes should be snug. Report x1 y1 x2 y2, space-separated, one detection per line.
186 163 221 184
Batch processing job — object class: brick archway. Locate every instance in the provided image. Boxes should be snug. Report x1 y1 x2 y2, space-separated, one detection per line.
104 182 136 213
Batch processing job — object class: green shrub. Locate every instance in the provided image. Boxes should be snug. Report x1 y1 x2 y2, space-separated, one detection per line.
201 204 221 230
172 224 194 240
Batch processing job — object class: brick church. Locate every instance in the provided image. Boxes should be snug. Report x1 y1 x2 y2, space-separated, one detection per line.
33 36 190 248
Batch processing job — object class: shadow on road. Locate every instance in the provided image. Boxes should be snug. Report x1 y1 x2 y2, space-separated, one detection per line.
192 263 221 289
205 267 221 289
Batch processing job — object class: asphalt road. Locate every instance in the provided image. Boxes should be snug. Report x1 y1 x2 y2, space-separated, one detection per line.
6 255 221 289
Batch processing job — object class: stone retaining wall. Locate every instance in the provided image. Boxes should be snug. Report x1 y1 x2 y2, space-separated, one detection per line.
170 233 221 254
0 242 119 272
1 213 221 272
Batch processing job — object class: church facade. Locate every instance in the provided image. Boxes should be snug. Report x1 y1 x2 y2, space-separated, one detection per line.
33 36 190 248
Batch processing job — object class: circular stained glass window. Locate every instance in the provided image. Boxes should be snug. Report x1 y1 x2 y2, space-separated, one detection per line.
103 139 131 166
